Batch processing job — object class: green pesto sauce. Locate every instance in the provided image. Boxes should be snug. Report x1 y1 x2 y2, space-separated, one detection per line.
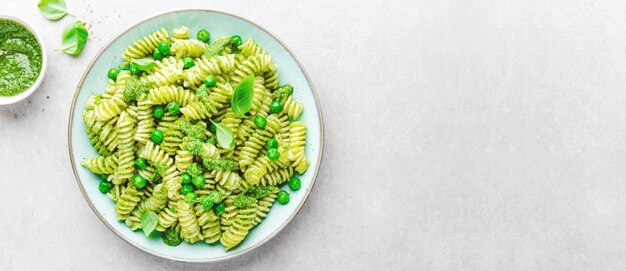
0 19 43 96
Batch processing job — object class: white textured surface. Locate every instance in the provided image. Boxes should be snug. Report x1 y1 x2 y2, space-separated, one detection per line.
2 0 626 270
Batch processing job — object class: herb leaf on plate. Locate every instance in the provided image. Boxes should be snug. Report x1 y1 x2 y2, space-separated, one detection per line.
60 20 88 56
37 0 72 21
141 211 158 237
131 58 156 71
231 74 255 116
211 121 234 149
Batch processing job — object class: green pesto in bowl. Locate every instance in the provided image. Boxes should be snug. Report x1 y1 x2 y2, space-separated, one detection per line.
0 18 43 97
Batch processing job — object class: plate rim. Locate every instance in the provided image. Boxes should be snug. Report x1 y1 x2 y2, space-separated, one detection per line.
67 8 324 263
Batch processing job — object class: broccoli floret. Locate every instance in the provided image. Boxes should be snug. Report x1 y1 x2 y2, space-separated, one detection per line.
123 77 149 101
272 84 294 102
162 229 182 246
234 193 257 208
204 36 233 57
180 121 207 141
244 185 276 199
203 157 238 171
187 162 203 177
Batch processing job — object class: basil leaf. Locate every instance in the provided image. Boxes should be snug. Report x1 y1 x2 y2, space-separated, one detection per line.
131 58 156 71
37 0 72 21
231 75 255 116
141 211 158 237
211 121 234 149
60 20 88 56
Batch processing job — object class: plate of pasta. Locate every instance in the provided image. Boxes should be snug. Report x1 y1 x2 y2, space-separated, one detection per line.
68 9 323 262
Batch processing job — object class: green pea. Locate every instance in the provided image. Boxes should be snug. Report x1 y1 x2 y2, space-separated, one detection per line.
254 115 267 129
288 176 301 191
151 129 164 143
185 192 198 204
270 100 283 113
131 174 147 189
209 122 217 133
197 29 211 43
107 68 119 80
206 137 216 145
166 102 181 115
183 57 195 69
192 175 206 188
98 181 112 193
157 42 171 55
267 148 280 161
203 75 217 87
135 157 147 169
277 190 290 205
267 138 279 149
181 173 192 184
214 202 226 215
99 174 108 181
153 106 165 119
129 64 141 75
231 35 242 47
181 184 194 196
153 49 164 60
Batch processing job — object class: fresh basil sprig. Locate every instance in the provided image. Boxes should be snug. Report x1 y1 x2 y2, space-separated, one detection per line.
210 121 234 149
37 0 72 21
131 58 156 71
59 20 88 56
231 75 255 116
141 211 158 237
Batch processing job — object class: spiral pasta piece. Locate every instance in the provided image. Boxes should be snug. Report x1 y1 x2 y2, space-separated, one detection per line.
283 95 303 120
142 59 184 87
230 54 277 86
239 38 265 57
171 39 208 58
94 94 127 121
214 170 242 191
176 200 202 243
237 115 281 169
156 201 178 231
263 70 280 90
115 184 142 220
260 166 293 186
134 99 155 143
110 111 137 184
253 187 279 226
183 54 235 88
220 204 257 250
220 195 238 231
81 155 118 175
142 183 168 212
175 149 193 172
172 26 190 40
122 28 170 62
148 85 196 106
180 101 212 120
194 204 221 244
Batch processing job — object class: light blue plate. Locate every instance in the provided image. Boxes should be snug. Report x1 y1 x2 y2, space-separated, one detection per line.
68 9 323 262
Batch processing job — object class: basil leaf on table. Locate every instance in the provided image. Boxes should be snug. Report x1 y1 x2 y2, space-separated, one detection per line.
140 211 158 237
131 58 156 71
211 121 234 149
37 0 72 21
231 74 255 116
59 20 88 56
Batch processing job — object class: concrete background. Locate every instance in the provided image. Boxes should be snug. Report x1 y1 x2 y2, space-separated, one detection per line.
2 0 626 270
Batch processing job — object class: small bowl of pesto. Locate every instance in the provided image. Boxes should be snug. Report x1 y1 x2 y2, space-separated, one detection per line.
0 14 46 105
